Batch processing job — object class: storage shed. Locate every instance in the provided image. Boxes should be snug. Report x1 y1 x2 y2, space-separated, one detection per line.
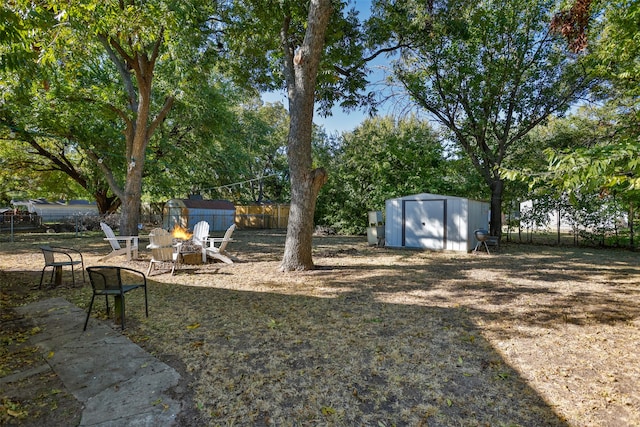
163 199 235 232
385 193 490 252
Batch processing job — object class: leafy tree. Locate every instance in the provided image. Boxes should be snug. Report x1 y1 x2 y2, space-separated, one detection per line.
534 2 640 246
381 0 590 238
316 115 484 234
221 101 290 204
541 1 640 190
1 0 224 235
221 0 377 270
139 79 243 203
0 4 120 210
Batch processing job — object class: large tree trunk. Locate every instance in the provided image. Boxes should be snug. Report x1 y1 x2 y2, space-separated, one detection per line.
120 164 145 235
279 0 331 271
108 34 173 236
119 73 152 236
489 178 504 239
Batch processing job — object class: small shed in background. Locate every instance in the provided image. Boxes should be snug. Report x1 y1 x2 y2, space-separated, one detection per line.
385 193 490 252
163 198 235 232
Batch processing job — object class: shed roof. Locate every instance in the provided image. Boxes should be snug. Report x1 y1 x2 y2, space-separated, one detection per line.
166 199 235 210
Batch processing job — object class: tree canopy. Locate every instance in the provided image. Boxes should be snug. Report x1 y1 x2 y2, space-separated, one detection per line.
2 0 640 253
381 0 591 237
1 0 227 232
315 115 485 234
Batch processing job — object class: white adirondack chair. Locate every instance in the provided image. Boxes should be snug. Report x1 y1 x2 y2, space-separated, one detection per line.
205 224 236 264
146 228 181 275
191 221 210 263
99 222 139 261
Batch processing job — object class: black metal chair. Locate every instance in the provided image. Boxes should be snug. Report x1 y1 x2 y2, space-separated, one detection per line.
39 246 85 288
84 266 148 331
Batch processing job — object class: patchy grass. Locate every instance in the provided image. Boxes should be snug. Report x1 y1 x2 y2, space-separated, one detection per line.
1 229 639 426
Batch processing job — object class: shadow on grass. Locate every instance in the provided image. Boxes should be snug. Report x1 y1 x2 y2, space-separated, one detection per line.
1 266 571 425
138 281 571 425
3 230 639 424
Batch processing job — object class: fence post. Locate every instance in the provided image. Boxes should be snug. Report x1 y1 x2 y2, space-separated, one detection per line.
10 215 14 243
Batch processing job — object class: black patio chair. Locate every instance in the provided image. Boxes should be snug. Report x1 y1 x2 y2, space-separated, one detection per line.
39 246 85 288
84 266 148 331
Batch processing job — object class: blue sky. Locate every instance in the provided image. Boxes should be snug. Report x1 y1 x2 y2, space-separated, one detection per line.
261 88 375 135
260 0 398 135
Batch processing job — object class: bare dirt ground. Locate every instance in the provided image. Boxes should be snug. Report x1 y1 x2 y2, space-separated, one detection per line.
1 229 639 426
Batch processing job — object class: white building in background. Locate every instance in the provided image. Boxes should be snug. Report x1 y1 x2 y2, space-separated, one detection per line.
11 198 98 221
519 199 628 232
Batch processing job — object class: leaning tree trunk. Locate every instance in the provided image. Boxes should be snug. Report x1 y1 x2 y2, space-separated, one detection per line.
279 0 332 271
281 55 328 270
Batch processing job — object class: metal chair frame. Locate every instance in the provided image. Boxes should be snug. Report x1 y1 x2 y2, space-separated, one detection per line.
39 246 85 288
84 266 148 330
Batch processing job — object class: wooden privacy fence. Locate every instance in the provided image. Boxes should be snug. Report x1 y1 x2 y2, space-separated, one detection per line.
235 205 289 229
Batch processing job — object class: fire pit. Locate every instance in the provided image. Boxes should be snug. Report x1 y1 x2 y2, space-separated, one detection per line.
171 224 192 241
170 225 202 265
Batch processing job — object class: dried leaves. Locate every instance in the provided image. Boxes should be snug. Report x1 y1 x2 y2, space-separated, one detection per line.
550 0 593 52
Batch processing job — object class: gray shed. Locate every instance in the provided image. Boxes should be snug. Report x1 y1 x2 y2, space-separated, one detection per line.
385 193 489 252
163 199 235 232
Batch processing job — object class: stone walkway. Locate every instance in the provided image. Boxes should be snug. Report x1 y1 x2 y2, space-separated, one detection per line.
12 298 182 426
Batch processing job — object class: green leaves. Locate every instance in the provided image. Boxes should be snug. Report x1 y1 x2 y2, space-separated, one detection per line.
315 115 484 234
379 0 591 233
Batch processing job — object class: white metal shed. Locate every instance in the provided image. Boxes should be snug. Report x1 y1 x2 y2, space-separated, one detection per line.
385 193 490 252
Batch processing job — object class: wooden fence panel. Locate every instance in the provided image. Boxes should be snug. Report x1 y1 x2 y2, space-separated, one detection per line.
235 205 289 229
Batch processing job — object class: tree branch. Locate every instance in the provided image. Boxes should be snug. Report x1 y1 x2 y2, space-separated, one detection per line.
85 149 125 200
147 96 175 137
98 34 138 112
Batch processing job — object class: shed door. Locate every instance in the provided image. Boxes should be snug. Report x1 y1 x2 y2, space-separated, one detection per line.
403 200 446 250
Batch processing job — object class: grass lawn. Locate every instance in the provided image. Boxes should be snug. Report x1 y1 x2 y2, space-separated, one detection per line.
1 229 639 426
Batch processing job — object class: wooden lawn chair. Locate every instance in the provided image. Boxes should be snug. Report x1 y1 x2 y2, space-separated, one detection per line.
146 228 181 276
100 222 139 261
205 224 237 264
191 221 210 263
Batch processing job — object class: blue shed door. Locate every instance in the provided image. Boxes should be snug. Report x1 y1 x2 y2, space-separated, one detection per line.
403 200 446 250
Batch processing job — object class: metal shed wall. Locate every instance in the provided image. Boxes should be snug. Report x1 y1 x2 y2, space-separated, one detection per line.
162 199 235 232
385 193 489 252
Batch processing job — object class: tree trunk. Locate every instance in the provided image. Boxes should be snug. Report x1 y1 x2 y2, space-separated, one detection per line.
120 165 144 236
629 202 634 248
281 88 328 270
279 0 332 271
111 38 173 236
94 188 120 214
489 178 504 239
